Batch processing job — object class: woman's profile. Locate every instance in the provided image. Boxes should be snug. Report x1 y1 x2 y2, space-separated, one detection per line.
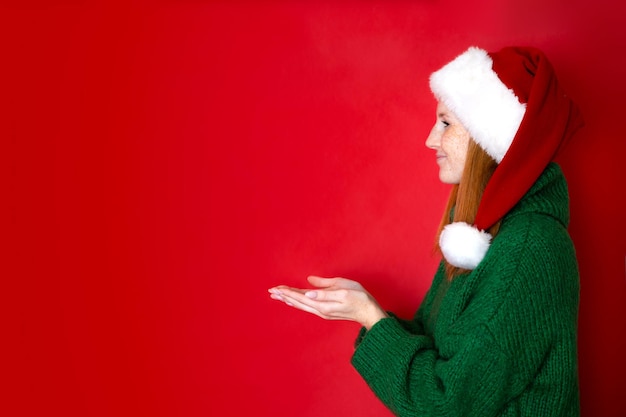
269 46 583 416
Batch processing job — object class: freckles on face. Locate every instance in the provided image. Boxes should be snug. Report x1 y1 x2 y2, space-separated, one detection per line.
425 102 471 184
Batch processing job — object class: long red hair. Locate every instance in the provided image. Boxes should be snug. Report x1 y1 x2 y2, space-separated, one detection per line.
435 139 501 279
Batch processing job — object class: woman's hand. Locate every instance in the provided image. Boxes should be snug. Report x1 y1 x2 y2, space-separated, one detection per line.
268 276 388 330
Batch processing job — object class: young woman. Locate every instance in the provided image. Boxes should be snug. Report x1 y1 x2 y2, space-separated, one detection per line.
269 46 583 416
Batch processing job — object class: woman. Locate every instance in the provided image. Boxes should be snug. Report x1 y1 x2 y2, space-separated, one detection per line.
268 46 583 416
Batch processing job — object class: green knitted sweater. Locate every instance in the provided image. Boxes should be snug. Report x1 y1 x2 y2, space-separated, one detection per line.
352 163 579 416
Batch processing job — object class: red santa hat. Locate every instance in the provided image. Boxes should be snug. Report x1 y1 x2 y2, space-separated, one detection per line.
429 46 583 270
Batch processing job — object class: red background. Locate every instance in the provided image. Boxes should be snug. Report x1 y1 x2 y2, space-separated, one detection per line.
3 1 625 416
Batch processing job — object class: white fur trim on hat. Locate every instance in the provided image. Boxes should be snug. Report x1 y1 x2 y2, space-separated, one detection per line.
439 222 492 269
429 47 526 163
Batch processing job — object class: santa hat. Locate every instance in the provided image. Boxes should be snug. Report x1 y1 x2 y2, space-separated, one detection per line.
429 46 583 270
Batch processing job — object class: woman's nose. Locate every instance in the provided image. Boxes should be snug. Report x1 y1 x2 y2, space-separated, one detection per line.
425 126 439 149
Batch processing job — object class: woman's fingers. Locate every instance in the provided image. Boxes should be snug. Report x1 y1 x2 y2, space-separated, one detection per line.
279 293 325 317
306 275 338 288
269 283 360 307
307 276 363 291
303 288 350 303
269 287 334 318
268 278 379 325
269 274 388 329
269 286 317 307
269 287 339 316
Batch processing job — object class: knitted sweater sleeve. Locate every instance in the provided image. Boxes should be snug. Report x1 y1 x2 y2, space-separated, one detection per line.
351 317 512 416
354 311 424 348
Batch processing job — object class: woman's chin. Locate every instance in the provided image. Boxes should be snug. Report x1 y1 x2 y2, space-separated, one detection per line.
438 171 461 185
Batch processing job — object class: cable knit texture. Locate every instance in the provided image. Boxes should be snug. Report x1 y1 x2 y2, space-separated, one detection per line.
352 163 579 416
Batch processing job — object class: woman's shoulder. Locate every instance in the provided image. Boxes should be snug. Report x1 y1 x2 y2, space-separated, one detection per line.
478 196 577 300
489 210 575 269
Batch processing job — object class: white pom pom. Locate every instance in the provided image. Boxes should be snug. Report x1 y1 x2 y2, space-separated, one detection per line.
439 222 492 270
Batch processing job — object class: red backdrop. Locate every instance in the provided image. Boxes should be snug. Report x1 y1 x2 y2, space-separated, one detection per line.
3 1 625 416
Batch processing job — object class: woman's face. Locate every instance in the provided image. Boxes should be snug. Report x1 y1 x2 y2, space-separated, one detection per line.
425 101 470 184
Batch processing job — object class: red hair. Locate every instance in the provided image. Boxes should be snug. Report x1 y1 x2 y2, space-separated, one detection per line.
435 139 501 279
